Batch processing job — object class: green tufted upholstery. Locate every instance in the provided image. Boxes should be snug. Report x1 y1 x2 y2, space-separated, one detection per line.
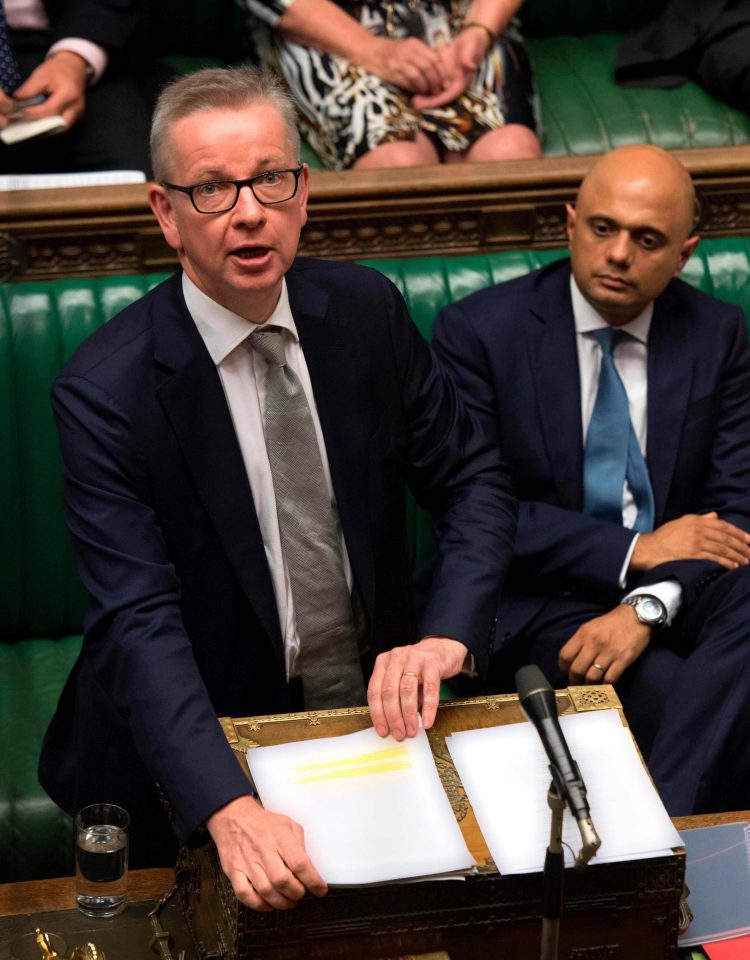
0 276 166 882
0 638 81 882
518 0 750 152
528 34 750 154
363 240 750 338
520 0 750 152
2 238 750 882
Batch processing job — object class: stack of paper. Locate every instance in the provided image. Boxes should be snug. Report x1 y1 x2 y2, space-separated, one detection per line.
446 709 681 874
247 726 476 886
0 170 147 190
0 115 67 145
246 708 681 886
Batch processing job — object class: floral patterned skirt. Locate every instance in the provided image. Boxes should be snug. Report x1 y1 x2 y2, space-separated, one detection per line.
246 0 539 170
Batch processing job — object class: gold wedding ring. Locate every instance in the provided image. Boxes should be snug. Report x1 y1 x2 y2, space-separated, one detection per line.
593 663 606 673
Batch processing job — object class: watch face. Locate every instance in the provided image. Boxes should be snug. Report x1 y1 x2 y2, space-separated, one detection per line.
638 598 663 621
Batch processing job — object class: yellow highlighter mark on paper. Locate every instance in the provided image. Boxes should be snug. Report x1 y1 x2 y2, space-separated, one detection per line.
293 743 411 783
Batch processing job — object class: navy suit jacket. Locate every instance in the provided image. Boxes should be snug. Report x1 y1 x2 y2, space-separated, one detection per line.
42 0 137 52
616 0 747 92
434 258 750 647
39 260 516 842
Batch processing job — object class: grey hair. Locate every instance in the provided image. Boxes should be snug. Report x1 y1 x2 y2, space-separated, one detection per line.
150 66 300 182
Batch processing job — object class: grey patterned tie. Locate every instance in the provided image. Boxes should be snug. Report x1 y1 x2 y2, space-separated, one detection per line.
248 326 367 709
0 2 20 94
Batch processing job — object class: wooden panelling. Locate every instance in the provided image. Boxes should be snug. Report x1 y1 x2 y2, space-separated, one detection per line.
2 147 750 281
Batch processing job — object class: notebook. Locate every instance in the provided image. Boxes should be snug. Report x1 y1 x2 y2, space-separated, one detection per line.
679 822 750 947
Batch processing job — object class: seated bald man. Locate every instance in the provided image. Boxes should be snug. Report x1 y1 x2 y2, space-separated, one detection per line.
433 144 750 816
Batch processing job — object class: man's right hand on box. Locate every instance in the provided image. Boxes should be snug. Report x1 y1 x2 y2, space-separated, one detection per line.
206 794 328 911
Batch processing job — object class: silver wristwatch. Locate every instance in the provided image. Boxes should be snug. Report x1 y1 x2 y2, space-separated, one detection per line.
621 594 667 629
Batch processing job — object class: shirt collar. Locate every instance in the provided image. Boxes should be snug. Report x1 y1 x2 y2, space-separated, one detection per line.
570 275 653 344
182 273 298 366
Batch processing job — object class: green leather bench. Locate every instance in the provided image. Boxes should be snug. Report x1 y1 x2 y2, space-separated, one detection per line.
520 1 750 155
135 0 750 167
3 238 750 883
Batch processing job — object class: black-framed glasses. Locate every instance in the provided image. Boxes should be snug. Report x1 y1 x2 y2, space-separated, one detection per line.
162 166 303 214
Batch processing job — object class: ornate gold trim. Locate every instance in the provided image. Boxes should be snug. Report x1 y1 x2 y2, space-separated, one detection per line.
2 147 750 279
567 685 622 712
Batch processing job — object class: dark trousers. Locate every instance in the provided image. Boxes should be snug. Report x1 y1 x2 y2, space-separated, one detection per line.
480 565 750 817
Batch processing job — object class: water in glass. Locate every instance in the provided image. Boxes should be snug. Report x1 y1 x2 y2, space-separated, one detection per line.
75 822 128 917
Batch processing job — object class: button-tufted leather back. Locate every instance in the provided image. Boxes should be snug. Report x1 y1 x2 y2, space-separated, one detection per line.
0 276 168 643
5 240 750 648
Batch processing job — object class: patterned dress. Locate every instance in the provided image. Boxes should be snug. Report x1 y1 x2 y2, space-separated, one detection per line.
239 0 539 170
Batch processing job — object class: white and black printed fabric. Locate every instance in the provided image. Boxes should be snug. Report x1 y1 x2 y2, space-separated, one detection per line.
240 0 538 170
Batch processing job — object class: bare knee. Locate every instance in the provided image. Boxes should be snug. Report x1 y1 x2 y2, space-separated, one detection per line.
466 124 542 162
352 134 440 169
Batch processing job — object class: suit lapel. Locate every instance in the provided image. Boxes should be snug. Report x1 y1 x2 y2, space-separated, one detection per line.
527 264 585 508
153 276 284 662
646 286 694 522
288 269 375 615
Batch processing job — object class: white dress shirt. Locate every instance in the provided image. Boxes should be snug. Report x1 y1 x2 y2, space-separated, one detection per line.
184 274 353 678
571 276 682 622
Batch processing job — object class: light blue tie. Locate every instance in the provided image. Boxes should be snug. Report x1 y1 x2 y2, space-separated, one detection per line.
583 328 655 533
0 1 20 94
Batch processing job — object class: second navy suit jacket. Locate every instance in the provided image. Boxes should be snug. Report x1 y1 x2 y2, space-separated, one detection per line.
434 258 750 647
615 0 749 93
42 0 137 52
39 259 516 842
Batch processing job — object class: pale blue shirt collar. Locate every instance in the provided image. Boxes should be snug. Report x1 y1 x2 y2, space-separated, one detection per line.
570 275 653 344
182 273 298 366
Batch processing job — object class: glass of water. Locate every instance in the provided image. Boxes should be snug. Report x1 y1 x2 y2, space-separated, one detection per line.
75 803 129 917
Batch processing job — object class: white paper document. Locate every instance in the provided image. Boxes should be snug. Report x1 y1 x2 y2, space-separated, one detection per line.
446 708 682 875
0 114 67 146
0 169 147 191
246 725 476 886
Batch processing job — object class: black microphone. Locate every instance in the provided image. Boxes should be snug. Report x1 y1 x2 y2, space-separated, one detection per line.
515 665 601 865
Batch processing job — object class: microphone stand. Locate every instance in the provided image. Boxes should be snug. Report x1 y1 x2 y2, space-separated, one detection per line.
540 778 565 960
540 770 601 960
514 666 601 960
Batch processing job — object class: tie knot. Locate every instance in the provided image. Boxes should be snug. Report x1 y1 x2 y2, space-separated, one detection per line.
249 326 287 367
592 327 626 357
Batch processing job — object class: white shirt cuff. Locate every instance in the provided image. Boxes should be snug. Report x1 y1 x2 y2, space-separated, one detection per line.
618 533 640 589
623 579 683 625
48 39 108 84
462 652 478 678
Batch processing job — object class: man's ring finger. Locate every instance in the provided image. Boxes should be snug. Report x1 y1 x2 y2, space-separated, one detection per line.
593 662 606 673
403 671 420 681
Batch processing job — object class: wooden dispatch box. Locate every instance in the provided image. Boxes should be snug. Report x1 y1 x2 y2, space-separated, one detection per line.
175 687 684 960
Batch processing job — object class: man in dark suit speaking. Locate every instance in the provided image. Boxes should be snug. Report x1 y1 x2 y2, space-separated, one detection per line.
38 67 516 911
434 145 750 818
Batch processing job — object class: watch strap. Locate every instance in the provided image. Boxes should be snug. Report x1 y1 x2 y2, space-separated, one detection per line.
621 594 667 626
